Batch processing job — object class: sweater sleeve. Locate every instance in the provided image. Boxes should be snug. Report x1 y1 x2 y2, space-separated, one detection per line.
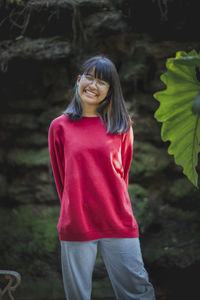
121 125 134 188
48 120 64 202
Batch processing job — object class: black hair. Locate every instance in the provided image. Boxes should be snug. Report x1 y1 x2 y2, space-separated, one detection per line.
63 55 132 134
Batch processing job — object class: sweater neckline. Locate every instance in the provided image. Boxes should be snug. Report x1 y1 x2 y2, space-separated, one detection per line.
82 116 100 118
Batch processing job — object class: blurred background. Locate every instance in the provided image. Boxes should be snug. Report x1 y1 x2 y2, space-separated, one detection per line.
0 0 200 299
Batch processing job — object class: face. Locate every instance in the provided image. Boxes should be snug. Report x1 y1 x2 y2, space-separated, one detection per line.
77 68 110 113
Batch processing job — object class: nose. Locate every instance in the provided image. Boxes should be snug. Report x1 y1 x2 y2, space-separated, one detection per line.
89 80 98 88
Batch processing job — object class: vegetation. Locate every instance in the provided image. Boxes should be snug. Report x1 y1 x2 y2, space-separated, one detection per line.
154 50 200 187
0 206 59 277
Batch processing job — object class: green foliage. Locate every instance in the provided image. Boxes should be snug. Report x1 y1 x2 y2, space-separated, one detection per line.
128 184 153 233
154 50 200 187
130 141 171 180
142 205 200 268
0 206 59 278
12 207 58 253
7 148 49 166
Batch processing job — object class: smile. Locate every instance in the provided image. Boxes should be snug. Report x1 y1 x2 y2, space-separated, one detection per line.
84 89 98 97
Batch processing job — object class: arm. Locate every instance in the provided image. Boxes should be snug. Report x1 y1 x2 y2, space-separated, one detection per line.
48 120 64 203
121 125 134 188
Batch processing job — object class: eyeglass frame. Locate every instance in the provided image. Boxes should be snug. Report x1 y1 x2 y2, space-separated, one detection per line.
81 73 110 88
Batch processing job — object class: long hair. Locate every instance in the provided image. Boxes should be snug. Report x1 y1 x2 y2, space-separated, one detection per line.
63 55 132 134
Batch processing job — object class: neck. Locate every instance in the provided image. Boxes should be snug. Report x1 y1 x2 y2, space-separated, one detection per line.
83 113 98 117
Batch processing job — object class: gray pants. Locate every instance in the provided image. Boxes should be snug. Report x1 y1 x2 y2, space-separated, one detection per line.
61 238 156 300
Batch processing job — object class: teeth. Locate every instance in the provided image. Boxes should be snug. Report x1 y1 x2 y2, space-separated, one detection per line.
85 90 97 96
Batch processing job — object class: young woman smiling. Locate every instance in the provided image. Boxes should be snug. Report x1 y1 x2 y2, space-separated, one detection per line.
48 56 156 300
77 71 110 116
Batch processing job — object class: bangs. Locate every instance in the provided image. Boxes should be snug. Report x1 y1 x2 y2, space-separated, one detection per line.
82 57 113 85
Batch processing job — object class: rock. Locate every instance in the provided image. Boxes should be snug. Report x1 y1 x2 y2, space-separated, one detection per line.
129 183 154 233
0 205 61 295
131 93 159 114
128 183 149 204
7 98 45 111
133 114 162 144
141 205 200 268
84 11 127 37
15 132 48 147
38 106 67 128
0 37 71 63
164 177 200 211
105 33 152 56
0 113 39 130
130 141 172 180
0 148 5 164
0 173 7 198
167 178 199 202
6 148 49 166
7 168 57 203
45 87 74 105
25 0 111 10
8 180 56 204
92 277 115 299
0 1 200 299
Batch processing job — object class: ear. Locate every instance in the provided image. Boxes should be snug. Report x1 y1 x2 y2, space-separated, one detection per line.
76 75 81 85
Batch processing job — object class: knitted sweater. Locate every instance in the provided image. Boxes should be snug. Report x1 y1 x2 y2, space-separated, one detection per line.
48 114 139 241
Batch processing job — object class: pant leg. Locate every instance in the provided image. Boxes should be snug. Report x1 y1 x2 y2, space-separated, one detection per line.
60 240 98 300
99 238 156 300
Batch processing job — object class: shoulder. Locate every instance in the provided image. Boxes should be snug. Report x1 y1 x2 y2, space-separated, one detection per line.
49 114 67 127
48 114 70 140
49 114 70 132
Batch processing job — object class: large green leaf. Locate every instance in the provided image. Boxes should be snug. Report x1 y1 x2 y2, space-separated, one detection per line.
154 50 200 187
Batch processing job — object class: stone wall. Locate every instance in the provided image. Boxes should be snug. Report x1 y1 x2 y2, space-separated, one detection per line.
0 1 200 299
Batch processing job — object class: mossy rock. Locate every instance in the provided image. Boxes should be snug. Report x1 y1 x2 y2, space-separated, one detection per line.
167 178 200 203
133 116 161 144
92 276 115 299
0 173 7 197
120 60 146 81
0 205 60 277
128 183 149 203
0 204 114 300
0 113 39 130
8 180 56 204
0 148 5 164
84 11 127 37
6 147 49 166
130 141 171 180
38 106 66 128
15 277 64 300
131 93 159 114
45 87 73 104
8 98 45 111
15 132 48 147
8 168 57 203
141 205 200 268
128 183 154 233
0 205 64 299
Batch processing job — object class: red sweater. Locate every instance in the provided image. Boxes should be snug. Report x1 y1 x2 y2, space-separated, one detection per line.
48 114 139 241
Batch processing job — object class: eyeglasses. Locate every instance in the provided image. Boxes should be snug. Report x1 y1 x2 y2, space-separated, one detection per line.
82 74 110 88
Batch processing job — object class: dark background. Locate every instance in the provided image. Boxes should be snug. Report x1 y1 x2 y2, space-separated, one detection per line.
0 1 200 299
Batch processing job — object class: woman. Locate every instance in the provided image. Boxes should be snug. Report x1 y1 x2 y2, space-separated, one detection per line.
48 56 156 300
